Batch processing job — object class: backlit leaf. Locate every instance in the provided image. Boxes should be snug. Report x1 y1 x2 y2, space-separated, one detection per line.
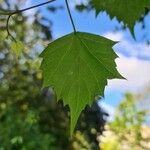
92 0 150 34
40 32 123 135
10 41 24 58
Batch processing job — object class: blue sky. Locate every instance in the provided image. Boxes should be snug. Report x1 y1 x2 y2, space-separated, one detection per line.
30 0 150 113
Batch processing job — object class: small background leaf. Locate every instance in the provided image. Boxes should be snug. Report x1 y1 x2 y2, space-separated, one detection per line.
10 41 25 58
0 30 7 41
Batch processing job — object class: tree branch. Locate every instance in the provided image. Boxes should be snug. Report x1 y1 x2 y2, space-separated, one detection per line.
1 0 56 40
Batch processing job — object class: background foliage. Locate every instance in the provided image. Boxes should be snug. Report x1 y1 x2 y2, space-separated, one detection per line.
99 93 150 150
0 0 150 149
0 0 107 149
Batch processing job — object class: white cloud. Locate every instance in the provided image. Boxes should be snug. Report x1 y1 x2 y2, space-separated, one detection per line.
103 31 150 60
106 53 150 91
102 31 150 91
116 41 150 60
103 31 124 41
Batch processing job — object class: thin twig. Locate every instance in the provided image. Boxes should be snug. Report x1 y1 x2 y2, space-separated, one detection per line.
6 15 16 41
2 0 56 40
65 0 76 33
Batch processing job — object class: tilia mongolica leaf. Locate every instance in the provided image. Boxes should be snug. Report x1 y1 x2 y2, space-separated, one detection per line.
92 0 150 35
40 32 124 135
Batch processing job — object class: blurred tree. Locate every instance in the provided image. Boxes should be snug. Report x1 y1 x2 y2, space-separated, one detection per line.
98 93 150 150
0 0 107 149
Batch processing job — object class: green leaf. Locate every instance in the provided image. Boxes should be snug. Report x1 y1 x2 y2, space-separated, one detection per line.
92 0 150 33
10 41 24 58
0 31 7 41
40 32 123 135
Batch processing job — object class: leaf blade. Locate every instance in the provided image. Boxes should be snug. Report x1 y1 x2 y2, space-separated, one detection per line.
40 32 123 135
